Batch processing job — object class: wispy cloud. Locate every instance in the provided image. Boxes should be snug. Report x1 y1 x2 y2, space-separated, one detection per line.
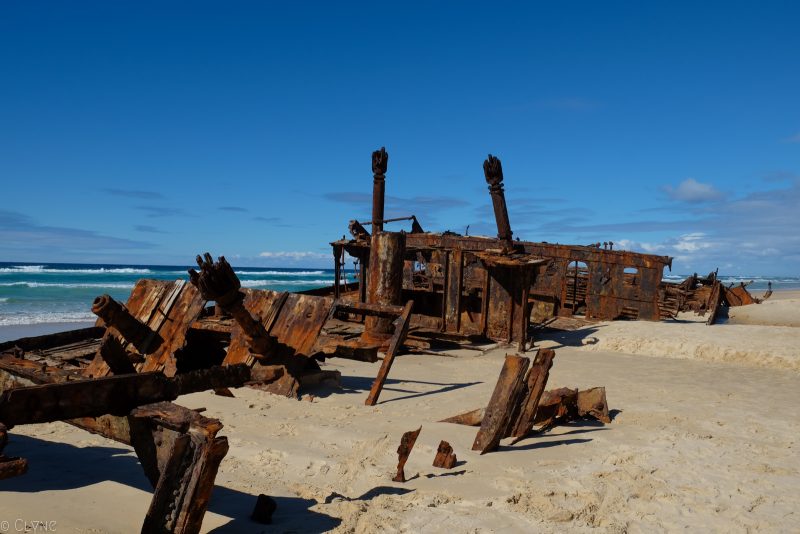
135 206 190 218
258 251 329 261
663 178 724 203
253 216 282 223
0 210 154 255
134 224 166 234
103 188 164 200
537 97 598 111
219 206 248 213
323 192 469 227
783 132 800 143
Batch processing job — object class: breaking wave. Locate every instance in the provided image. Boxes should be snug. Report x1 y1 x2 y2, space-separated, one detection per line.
240 279 333 288
0 265 152 274
0 281 135 289
0 311 96 326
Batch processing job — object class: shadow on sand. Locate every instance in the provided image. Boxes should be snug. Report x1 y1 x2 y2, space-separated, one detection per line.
0 434 341 533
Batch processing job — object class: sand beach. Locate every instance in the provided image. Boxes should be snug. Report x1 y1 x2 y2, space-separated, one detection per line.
0 291 797 532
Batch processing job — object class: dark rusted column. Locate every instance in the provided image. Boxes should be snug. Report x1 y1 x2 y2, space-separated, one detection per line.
333 244 343 299
189 253 275 356
483 154 513 251
365 232 406 336
371 147 388 232
92 294 153 349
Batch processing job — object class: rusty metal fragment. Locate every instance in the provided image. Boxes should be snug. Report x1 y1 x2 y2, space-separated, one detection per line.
432 440 457 469
392 426 422 482
472 354 530 454
439 408 485 426
576 387 611 423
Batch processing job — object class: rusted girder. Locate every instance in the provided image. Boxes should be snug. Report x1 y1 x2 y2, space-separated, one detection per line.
189 253 275 356
483 154 513 250
371 146 388 233
92 293 155 351
0 364 268 427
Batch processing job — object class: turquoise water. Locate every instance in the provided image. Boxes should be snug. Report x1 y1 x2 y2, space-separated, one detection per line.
0 262 345 326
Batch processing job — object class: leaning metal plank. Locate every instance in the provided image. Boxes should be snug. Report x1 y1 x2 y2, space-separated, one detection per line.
471 354 530 454
364 300 414 406
85 279 206 378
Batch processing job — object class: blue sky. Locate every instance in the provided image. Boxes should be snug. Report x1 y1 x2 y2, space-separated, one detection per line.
1 1 798 275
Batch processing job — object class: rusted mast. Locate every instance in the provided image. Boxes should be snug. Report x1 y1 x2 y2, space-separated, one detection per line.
189 253 275 356
483 154 513 252
92 294 153 350
372 147 388 233
365 232 407 336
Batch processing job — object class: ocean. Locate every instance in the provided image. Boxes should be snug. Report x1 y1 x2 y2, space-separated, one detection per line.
0 262 797 328
0 262 343 327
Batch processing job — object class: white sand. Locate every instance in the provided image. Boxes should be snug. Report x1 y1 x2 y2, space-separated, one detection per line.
1 292 799 532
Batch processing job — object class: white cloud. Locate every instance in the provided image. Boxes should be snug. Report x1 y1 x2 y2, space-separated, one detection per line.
672 232 714 253
663 178 724 203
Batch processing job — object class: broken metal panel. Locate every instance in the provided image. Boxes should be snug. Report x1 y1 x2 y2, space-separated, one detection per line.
84 279 205 378
224 289 334 366
725 284 757 306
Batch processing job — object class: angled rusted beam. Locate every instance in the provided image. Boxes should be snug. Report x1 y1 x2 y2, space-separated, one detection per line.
365 300 414 406
472 354 530 454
